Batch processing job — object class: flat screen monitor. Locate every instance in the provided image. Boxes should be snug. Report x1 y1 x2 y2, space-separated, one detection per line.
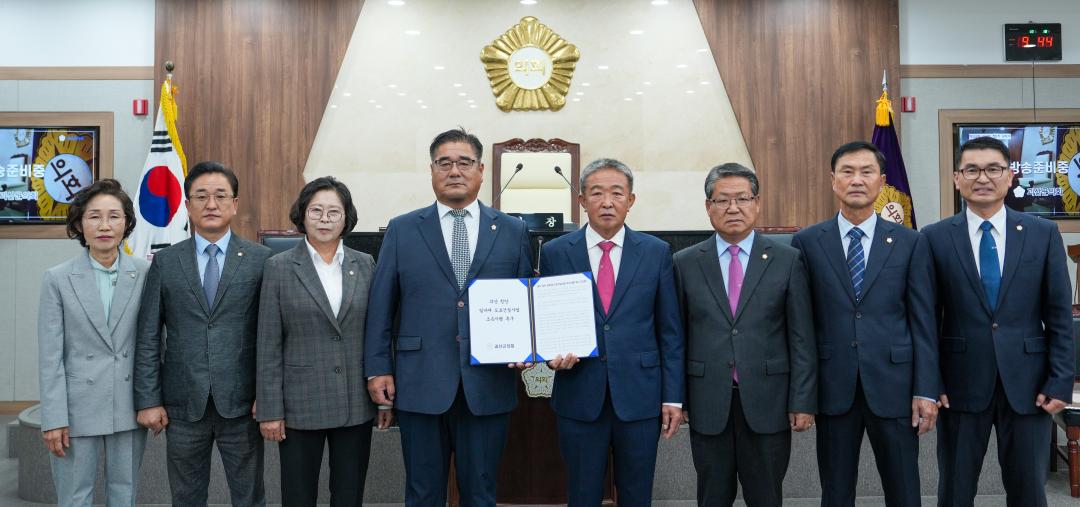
954 124 1080 219
0 126 100 224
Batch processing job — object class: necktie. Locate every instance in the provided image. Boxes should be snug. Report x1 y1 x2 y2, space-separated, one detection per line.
449 209 471 290
979 221 1001 311
203 243 220 310
727 245 743 384
597 241 615 314
846 227 866 300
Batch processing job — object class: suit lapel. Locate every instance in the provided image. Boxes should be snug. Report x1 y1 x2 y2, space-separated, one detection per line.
210 237 247 317
107 254 138 334
695 237 734 323
291 242 342 333
564 228 604 316
177 239 211 315
417 204 458 289
858 217 896 300
995 209 1025 311
948 213 993 315
606 227 643 318
817 217 856 303
337 251 361 326
69 255 112 350
465 203 499 291
733 234 771 323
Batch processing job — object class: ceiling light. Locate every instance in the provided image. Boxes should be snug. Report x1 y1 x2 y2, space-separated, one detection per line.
466 99 475 103
342 92 352 97
675 64 688 69
623 97 632 101
643 81 652 86
375 104 384 109
404 30 421 36
699 81 710 85
368 99 376 103
330 104 337 109
453 83 463 88
581 82 591 87
420 105 428 109
629 30 644 35
686 90 695 94
697 47 709 53
458 92 467 97
416 99 423 103
397 92 407 96
521 0 537 4
572 97 581 102
575 91 585 96
597 65 609 70
651 0 669 5
433 65 445 70
635 91 644 95
469 104 478 108
388 84 397 89
387 0 405 5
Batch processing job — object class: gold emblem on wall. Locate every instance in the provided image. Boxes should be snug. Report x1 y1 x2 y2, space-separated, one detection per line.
480 16 580 112
1054 128 1080 213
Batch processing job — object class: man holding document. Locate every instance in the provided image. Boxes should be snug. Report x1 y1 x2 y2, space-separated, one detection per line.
364 128 533 506
538 158 686 507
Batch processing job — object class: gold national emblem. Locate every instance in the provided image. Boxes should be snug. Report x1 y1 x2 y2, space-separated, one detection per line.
873 184 913 228
1054 128 1080 214
480 16 580 112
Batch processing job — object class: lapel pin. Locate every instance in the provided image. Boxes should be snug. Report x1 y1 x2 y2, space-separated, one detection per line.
238 251 244 257
1016 225 1023 231
349 270 355 276
762 253 768 260
886 237 893 244
129 273 136 278
491 224 497 231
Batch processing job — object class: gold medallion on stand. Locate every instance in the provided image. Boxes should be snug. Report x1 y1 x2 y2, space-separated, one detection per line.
480 16 580 112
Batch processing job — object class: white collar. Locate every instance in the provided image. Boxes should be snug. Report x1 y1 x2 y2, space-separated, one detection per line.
966 205 1007 237
436 199 480 220
585 224 625 249
305 238 344 267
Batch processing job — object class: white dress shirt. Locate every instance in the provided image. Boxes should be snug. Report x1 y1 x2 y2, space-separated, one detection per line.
837 212 876 262
966 206 1007 276
585 224 681 409
436 200 480 263
584 224 625 281
305 238 345 317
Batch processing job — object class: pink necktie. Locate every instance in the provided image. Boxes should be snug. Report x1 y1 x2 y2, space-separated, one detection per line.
727 245 743 383
597 241 615 314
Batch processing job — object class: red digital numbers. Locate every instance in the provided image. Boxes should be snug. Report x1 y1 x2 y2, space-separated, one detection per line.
1037 36 1054 48
1020 35 1030 47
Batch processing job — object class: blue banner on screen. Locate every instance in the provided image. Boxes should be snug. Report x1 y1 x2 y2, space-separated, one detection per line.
956 124 1080 218
0 127 99 224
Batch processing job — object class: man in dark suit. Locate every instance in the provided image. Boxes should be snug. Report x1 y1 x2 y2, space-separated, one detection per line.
674 162 816 506
539 158 685 506
364 128 533 506
790 142 938 507
134 161 272 506
923 136 1074 507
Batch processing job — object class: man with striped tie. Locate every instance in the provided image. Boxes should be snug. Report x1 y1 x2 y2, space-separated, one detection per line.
791 142 938 507
923 136 1073 507
675 163 816 506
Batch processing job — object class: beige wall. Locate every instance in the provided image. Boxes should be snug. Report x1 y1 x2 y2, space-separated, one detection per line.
304 0 751 232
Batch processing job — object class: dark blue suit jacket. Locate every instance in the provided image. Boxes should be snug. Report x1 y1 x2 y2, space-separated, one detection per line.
539 226 685 423
791 216 939 418
363 202 533 416
923 208 1074 414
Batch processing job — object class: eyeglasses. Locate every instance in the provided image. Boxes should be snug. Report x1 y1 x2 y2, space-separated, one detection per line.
708 195 757 209
306 207 343 223
83 215 124 226
189 192 235 206
957 165 1008 180
432 158 478 172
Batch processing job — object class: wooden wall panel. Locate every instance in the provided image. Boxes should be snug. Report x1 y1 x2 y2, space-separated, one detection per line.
694 0 901 227
155 0 364 239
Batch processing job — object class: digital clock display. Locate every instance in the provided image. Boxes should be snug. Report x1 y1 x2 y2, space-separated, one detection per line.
1004 23 1062 61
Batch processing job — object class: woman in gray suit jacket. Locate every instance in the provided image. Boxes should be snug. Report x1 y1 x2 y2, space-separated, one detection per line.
256 177 392 506
38 179 149 506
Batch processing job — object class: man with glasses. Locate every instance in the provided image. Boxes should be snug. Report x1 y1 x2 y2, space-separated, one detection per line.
134 161 272 506
790 142 937 507
923 136 1074 506
365 128 533 506
673 162 815 506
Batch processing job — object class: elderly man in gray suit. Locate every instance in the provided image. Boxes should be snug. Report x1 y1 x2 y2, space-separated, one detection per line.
673 163 817 507
134 161 272 506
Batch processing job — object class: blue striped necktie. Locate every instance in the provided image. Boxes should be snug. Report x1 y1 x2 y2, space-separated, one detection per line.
846 227 866 300
979 221 1001 311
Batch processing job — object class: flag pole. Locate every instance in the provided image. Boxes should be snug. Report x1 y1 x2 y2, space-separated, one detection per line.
164 60 174 93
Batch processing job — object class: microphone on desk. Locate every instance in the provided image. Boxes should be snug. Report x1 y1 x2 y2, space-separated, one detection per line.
553 166 577 194
493 163 524 208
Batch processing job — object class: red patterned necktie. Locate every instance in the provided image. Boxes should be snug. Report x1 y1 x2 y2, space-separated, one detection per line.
597 241 615 314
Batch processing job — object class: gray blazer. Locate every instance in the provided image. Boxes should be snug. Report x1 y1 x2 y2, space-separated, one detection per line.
133 235 272 422
256 242 376 429
38 252 149 437
673 234 817 435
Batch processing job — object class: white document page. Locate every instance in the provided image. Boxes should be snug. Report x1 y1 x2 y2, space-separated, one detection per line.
467 278 534 364
532 273 598 361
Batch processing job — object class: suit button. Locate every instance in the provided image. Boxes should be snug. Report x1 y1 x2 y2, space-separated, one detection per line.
992 323 999 330
855 312 862 319
87 353 93 359
122 351 128 358
600 355 607 361
457 301 465 308
125 375 131 381
334 367 341 374
727 361 734 367
332 336 340 341
455 335 462 343
208 323 215 329
87 378 95 385
851 341 859 348
603 325 611 331
732 329 739 335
